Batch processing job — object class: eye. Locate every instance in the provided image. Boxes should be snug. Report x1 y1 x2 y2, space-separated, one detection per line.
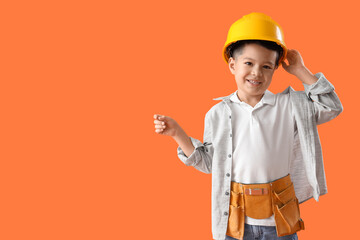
263 65 272 69
244 62 252 66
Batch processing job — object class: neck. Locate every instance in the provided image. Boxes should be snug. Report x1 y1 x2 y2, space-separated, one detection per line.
236 91 264 108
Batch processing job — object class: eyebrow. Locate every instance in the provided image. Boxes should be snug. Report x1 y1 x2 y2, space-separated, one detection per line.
243 57 275 66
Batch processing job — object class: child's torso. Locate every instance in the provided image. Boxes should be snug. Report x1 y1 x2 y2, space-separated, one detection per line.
229 90 295 184
229 90 295 226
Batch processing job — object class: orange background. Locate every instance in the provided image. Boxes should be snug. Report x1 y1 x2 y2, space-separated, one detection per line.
0 0 358 239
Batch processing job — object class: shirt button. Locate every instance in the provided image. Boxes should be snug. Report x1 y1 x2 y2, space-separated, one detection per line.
228 154 231 158
225 191 229 195
226 173 230 177
229 115 231 119
224 211 228 216
230 134 232 137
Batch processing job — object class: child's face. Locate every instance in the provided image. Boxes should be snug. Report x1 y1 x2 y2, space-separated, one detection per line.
228 43 277 100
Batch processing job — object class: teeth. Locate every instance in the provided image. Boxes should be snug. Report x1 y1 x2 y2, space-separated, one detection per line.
248 80 260 85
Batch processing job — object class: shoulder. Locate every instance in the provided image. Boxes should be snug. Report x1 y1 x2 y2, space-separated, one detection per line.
277 86 308 103
206 101 226 119
282 86 309 103
270 87 307 109
205 92 234 119
275 87 291 103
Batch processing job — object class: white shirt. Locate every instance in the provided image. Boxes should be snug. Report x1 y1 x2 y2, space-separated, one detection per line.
229 89 295 226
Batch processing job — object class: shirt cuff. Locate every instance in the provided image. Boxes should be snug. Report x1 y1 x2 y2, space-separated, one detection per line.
177 137 204 166
303 72 335 97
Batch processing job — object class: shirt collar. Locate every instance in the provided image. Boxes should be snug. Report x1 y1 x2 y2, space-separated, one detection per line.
214 90 275 106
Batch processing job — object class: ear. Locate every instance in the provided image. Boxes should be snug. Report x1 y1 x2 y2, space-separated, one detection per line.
228 57 236 75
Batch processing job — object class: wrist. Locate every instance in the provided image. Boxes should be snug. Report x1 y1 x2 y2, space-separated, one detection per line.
295 66 317 85
173 127 186 141
293 65 308 78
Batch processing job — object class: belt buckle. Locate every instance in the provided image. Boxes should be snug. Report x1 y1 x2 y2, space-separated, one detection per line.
245 188 268 196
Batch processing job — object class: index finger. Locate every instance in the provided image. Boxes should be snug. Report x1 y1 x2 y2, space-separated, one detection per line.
154 114 165 120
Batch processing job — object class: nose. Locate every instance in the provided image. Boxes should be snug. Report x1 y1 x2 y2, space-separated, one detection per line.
251 66 263 77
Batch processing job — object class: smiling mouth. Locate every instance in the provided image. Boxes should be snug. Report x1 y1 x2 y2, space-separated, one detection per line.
247 79 261 85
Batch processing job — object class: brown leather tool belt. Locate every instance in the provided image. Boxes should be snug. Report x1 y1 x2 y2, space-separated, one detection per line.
226 174 305 239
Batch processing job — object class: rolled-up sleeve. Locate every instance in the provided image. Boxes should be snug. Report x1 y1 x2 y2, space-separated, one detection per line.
177 111 214 174
303 72 343 125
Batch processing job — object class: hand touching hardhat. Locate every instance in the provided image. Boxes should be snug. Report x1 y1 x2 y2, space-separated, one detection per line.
282 49 318 85
281 49 306 76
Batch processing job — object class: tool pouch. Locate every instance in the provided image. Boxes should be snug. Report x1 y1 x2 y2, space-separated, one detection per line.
226 175 305 239
272 182 305 237
243 184 273 219
226 190 245 239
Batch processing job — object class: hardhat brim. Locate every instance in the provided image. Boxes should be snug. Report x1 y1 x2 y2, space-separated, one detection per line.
223 38 287 65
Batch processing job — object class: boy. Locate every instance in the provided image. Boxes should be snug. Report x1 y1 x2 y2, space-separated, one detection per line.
153 12 343 240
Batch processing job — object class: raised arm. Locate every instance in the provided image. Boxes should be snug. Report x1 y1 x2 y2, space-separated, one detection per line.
282 49 343 124
302 73 343 124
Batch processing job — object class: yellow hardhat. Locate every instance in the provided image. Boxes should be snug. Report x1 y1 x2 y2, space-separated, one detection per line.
223 12 287 65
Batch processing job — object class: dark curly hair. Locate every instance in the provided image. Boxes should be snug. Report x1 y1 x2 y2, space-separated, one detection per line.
226 40 284 68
